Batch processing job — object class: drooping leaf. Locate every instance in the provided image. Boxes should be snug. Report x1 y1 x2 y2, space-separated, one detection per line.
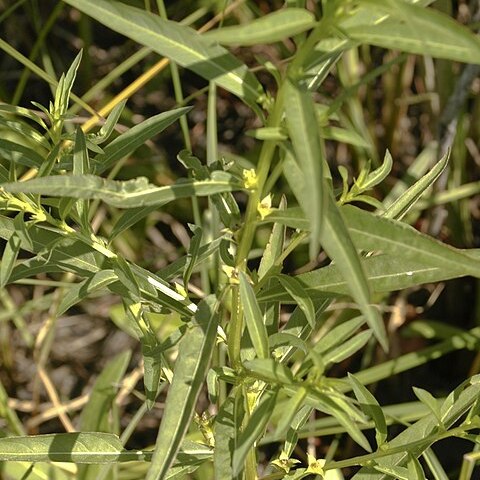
322 329 372 365
63 0 263 106
0 139 45 168
213 395 237 480
320 196 388 352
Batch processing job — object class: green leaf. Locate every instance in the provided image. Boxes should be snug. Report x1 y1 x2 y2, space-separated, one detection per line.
110 256 140 297
239 271 269 359
352 378 480 479
244 358 294 385
0 432 154 463
78 350 131 480
284 79 326 259
277 274 316 329
407 454 427 480
342 205 480 279
341 0 480 64
73 127 91 227
2 171 242 208
384 150 449 220
63 0 263 106
57 270 117 315
204 8 316 46
321 196 388 352
213 395 237 480
93 100 126 144
183 225 202 287
0 232 21 288
348 374 388 448
305 390 372 452
0 215 197 316
232 390 278 477
321 125 371 148
275 387 307 438
0 138 45 168
93 107 192 174
258 196 286 280
109 205 158 240
146 296 219 480
313 317 366 354
80 350 131 433
322 329 372 365
53 50 82 119
412 387 442 424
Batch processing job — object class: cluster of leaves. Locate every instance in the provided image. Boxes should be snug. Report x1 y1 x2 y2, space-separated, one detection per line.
1 1 480 479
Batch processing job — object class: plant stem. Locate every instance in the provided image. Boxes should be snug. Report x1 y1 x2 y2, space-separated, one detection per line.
236 85 286 267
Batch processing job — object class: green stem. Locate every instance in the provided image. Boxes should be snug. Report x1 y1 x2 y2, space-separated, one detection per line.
228 284 243 368
236 85 286 266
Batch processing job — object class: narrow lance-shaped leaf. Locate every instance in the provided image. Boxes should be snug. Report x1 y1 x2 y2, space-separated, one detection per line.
239 271 269 359
259 208 480 300
1 171 243 208
231 390 278 477
183 225 202 287
277 274 316 329
348 373 387 448
258 195 287 280
321 194 388 351
92 107 192 174
342 205 480 279
412 387 442 425
384 150 449 220
0 432 153 463
275 387 307 439
351 377 480 479
73 127 90 227
284 79 325 259
341 0 480 64
322 329 372 365
57 270 117 315
213 394 242 480
0 232 21 289
78 351 131 480
146 296 219 480
407 454 427 480
204 8 316 46
80 351 131 433
63 0 263 106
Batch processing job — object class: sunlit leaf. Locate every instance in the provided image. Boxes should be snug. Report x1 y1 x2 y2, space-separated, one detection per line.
63 0 263 106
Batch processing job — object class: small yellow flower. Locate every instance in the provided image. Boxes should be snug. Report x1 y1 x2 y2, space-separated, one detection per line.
257 194 272 220
243 168 258 190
